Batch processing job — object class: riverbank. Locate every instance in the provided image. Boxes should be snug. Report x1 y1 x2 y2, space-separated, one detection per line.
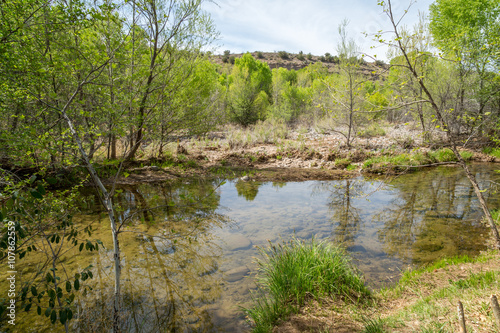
104 122 499 185
255 248 500 333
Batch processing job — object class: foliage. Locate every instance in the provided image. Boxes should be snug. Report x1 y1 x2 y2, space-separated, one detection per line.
0 174 100 329
227 53 272 126
277 51 289 60
245 238 370 332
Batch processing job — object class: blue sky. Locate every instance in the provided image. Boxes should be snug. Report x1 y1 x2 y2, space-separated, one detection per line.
204 0 434 60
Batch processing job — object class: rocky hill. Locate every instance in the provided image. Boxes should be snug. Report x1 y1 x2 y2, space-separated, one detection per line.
211 51 387 75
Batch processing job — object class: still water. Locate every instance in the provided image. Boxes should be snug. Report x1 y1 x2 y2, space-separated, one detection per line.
13 164 500 332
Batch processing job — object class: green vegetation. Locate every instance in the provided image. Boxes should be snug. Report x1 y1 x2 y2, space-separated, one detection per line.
277 51 290 59
358 123 386 138
363 149 474 173
245 238 370 332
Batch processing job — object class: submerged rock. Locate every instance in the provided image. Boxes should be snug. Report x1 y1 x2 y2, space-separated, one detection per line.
224 233 252 251
225 266 250 283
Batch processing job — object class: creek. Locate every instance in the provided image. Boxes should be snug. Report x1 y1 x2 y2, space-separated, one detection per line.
10 163 500 332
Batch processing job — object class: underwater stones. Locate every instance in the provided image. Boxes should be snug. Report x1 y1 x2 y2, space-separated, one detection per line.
347 245 367 253
199 261 219 277
224 233 252 251
225 266 250 283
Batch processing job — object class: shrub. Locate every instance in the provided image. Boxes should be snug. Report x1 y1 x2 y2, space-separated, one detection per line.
358 123 386 138
306 53 313 60
278 51 289 59
229 55 236 64
297 51 305 61
335 158 351 169
256 51 264 59
222 49 230 63
375 59 385 67
245 238 370 332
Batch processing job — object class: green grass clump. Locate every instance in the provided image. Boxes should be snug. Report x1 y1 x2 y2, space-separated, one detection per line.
427 148 472 162
483 147 500 158
245 238 370 332
362 317 386 333
335 158 352 169
358 123 386 138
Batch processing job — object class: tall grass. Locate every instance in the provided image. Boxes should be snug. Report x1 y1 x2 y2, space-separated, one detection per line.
245 238 370 332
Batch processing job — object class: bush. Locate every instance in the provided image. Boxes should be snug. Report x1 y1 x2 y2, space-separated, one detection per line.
222 49 230 63
245 238 370 332
229 55 236 64
306 53 313 60
335 158 351 169
256 51 264 59
278 51 289 59
358 123 386 138
297 51 305 61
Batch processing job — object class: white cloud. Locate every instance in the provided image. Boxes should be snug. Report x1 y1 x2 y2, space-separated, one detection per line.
204 0 434 60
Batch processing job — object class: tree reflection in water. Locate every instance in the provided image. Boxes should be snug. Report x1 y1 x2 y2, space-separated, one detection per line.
375 166 492 265
74 179 229 332
312 179 366 247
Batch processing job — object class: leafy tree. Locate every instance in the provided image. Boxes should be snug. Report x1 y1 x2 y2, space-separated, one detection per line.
381 0 500 248
269 68 311 122
227 53 272 126
319 20 367 148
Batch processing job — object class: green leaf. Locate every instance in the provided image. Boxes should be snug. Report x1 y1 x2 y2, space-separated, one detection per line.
60 309 67 325
24 303 32 312
50 309 57 324
31 286 38 296
46 177 58 185
37 184 46 195
45 307 51 317
30 190 43 200
37 306 41 315
66 281 71 293
74 279 80 291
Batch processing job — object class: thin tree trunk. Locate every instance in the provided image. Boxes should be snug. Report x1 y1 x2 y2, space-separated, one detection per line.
58 83 122 332
386 0 500 249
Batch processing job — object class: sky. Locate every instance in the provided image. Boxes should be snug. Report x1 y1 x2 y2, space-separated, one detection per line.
204 0 434 61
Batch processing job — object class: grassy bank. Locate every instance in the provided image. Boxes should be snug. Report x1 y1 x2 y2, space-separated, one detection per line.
245 240 500 332
244 238 371 332
362 148 474 174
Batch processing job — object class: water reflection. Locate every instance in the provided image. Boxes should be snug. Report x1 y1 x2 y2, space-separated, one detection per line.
375 166 494 264
312 179 365 247
74 179 229 332
69 164 499 332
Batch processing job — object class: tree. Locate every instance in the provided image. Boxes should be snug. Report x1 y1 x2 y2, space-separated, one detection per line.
0 1 220 330
226 53 272 127
381 0 500 249
320 20 366 148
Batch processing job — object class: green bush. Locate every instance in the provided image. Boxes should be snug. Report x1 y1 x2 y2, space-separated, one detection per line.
278 51 289 59
256 51 264 59
358 123 386 138
306 53 313 60
335 158 351 169
222 49 230 63
297 51 305 61
245 238 370 332
483 147 500 158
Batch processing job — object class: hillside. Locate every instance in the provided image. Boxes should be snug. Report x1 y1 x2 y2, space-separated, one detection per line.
211 51 387 75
